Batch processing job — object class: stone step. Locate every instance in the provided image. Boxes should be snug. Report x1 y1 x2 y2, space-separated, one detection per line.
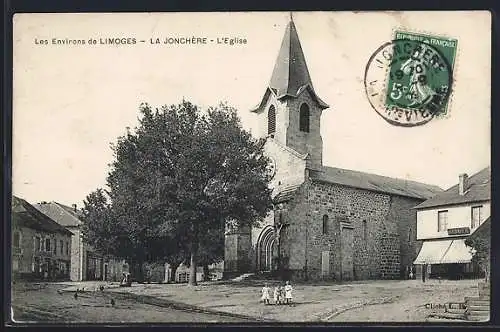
467 302 490 308
467 305 490 312
465 296 490 302
466 310 490 317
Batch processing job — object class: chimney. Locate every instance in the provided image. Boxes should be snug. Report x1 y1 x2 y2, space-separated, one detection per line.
72 204 77 212
459 173 468 195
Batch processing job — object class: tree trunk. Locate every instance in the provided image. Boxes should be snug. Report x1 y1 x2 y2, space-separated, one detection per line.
189 224 198 286
203 264 209 281
189 250 197 286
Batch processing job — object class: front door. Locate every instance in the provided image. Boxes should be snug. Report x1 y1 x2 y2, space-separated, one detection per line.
321 251 330 278
258 226 276 271
341 226 354 281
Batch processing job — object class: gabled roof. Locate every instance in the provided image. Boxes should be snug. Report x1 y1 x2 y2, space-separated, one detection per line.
34 201 82 227
12 196 73 236
251 19 329 113
415 166 491 209
310 166 443 200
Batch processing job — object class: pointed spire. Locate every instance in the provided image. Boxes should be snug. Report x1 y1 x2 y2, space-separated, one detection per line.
269 17 312 97
251 15 329 112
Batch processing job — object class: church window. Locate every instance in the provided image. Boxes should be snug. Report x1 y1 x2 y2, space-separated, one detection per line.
299 103 310 132
322 215 328 234
268 105 276 135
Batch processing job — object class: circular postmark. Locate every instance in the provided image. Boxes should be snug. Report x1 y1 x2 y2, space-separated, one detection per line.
364 39 453 127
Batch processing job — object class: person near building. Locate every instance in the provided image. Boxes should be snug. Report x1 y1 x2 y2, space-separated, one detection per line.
273 285 280 305
284 281 293 304
261 283 271 305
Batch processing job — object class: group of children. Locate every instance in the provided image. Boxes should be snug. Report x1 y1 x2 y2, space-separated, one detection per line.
261 281 293 305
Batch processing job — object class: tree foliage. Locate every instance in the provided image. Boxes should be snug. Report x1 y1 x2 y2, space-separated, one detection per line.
81 100 273 285
465 221 490 281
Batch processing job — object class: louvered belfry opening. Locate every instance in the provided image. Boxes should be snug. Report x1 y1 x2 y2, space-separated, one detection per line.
299 103 310 132
268 105 276 135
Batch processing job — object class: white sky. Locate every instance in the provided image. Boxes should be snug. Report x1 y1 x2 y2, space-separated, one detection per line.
13 11 491 207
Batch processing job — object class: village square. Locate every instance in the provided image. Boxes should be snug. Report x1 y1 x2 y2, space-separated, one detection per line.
9 12 491 324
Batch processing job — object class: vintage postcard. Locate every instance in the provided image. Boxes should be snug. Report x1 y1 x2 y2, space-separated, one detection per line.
10 11 491 324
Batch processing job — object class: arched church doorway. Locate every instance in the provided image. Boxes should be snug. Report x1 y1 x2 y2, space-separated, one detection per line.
257 226 277 272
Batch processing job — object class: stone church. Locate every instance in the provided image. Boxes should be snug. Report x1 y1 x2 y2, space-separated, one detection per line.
224 17 442 281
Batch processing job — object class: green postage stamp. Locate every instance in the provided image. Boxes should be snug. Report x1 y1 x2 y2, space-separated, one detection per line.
364 30 458 127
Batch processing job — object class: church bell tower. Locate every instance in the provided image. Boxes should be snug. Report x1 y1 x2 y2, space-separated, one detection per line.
251 14 329 171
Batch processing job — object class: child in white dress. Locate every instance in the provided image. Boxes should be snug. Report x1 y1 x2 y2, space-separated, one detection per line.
261 283 271 305
273 285 280 305
284 281 293 304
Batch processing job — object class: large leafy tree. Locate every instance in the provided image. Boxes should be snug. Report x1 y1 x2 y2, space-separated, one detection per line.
465 221 490 281
83 100 273 285
80 188 117 259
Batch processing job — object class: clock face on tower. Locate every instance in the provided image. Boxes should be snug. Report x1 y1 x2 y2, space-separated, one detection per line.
267 157 277 179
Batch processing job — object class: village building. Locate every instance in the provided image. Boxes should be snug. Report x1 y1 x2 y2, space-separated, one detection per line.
413 167 490 280
34 201 128 282
12 196 73 280
224 17 443 281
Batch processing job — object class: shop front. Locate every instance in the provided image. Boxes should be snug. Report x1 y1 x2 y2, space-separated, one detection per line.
413 237 479 280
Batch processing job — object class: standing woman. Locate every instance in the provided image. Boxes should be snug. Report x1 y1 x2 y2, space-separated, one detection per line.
284 281 293 305
261 283 271 305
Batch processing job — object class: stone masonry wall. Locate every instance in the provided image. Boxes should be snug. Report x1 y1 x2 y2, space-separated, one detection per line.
279 177 422 281
285 91 324 171
306 180 392 280
389 195 425 278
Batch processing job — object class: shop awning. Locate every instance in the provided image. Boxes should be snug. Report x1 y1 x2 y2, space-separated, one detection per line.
440 239 474 264
413 239 473 265
413 239 453 264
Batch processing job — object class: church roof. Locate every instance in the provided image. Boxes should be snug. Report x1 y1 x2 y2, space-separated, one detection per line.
251 19 329 112
310 167 443 200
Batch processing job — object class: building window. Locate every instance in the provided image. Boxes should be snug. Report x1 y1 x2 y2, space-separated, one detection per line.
53 239 57 254
438 210 448 232
13 232 20 248
299 103 310 132
45 238 51 252
66 242 69 255
267 105 276 135
322 215 329 234
35 237 41 251
60 240 64 254
408 228 412 242
471 206 482 229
